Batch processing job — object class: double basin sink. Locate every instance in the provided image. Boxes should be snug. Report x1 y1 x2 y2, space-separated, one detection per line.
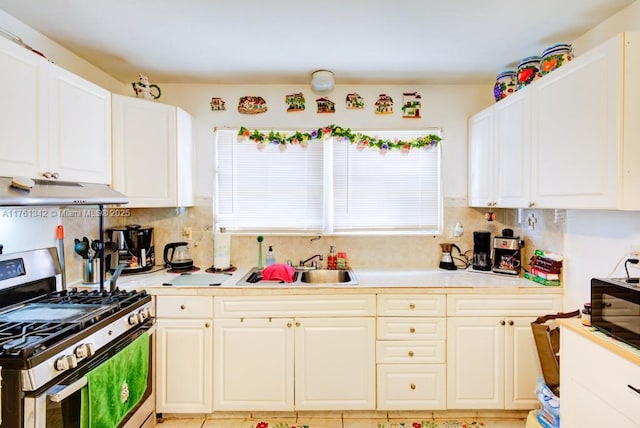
237 267 358 286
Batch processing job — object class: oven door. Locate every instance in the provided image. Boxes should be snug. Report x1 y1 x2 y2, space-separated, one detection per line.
23 323 155 428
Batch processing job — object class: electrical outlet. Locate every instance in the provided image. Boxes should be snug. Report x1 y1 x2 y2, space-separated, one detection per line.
183 227 193 241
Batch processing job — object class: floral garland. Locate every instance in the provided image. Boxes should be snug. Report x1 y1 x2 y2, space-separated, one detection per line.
237 125 441 153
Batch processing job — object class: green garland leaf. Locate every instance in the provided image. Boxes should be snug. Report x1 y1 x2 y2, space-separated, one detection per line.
238 125 441 152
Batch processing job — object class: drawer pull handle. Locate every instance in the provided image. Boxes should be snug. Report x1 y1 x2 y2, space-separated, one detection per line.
409 303 415 309
410 383 416 390
508 320 514 326
205 323 210 328
296 322 301 327
180 305 186 310
287 322 292 328
409 327 416 333
500 320 506 326
628 384 640 395
408 351 414 357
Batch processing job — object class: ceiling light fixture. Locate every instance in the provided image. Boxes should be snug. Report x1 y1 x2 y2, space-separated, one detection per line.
311 70 335 94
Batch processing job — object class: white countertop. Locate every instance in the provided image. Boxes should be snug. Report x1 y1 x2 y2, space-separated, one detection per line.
71 266 562 295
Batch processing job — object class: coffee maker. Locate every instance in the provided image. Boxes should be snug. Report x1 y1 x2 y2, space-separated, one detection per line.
106 225 155 274
472 231 492 271
439 243 461 270
492 228 522 275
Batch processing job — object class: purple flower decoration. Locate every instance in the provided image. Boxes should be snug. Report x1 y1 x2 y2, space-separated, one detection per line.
271 139 279 145
381 143 389 150
310 130 318 139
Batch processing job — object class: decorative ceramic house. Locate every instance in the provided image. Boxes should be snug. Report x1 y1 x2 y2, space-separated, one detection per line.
375 94 394 115
286 92 306 112
402 92 422 118
345 93 365 109
210 97 226 111
316 97 336 113
238 96 268 114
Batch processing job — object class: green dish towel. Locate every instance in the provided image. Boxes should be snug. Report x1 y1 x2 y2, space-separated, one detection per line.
80 332 149 428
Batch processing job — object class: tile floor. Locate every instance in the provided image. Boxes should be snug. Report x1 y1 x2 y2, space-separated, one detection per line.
155 417 526 428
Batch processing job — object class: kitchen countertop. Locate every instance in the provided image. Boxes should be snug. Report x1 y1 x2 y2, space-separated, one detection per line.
71 266 563 296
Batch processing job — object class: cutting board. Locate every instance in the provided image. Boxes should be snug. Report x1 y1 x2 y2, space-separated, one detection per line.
163 273 232 286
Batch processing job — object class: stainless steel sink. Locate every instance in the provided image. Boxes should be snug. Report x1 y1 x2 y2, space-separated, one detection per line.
300 269 355 284
236 267 358 286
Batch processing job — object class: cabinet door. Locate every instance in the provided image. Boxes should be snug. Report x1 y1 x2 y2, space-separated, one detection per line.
112 95 177 207
156 318 213 413
213 318 294 411
505 317 541 409
468 106 494 207
494 91 531 208
294 317 375 410
447 317 504 409
0 37 48 178
48 64 111 183
531 34 622 209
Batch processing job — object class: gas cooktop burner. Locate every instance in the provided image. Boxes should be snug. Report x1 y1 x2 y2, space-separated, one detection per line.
0 288 150 361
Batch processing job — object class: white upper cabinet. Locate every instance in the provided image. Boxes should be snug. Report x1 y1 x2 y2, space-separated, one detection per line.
112 94 194 207
468 106 494 207
468 89 531 208
531 33 624 209
47 64 112 184
470 32 640 210
0 37 111 184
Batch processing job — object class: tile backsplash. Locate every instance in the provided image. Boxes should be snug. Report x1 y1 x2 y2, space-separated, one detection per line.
1 202 564 285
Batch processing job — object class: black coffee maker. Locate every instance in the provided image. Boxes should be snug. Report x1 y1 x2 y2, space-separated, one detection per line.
106 225 155 274
472 231 492 271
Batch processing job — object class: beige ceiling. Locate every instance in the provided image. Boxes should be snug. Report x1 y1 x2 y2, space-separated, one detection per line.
0 0 635 85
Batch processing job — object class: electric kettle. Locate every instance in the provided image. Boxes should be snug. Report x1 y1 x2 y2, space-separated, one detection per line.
163 242 195 271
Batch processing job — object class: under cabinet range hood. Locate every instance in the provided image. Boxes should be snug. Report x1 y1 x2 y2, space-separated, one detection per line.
0 176 128 206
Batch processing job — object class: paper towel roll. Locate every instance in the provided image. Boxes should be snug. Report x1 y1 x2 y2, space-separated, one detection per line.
213 229 231 269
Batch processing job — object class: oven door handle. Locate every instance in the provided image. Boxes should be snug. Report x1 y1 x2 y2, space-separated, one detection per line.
47 376 88 403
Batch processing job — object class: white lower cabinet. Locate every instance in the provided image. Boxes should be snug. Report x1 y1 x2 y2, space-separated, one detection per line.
155 296 213 414
376 294 447 410
213 295 376 411
446 294 562 409
560 322 640 427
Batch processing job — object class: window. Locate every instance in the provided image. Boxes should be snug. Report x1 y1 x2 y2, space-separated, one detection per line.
214 128 442 234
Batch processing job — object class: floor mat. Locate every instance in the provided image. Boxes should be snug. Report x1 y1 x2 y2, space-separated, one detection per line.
379 423 488 428
243 421 489 428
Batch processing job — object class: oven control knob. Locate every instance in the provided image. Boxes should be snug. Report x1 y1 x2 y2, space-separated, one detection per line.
75 343 95 359
139 308 151 320
54 355 78 371
128 312 140 325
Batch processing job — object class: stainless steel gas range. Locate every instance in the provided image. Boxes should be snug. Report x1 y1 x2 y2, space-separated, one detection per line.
0 247 155 428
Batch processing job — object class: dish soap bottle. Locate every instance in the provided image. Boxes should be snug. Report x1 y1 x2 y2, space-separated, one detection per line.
266 245 276 266
328 245 337 270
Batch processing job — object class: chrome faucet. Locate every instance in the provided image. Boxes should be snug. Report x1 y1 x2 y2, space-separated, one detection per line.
299 254 323 269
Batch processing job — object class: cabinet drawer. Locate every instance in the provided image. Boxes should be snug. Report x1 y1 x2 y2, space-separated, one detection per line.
447 294 562 316
377 364 446 410
377 294 446 317
376 340 445 364
377 317 446 340
214 295 375 318
156 296 213 318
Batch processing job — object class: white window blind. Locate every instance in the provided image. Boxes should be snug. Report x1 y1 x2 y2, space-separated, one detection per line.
333 130 442 233
215 128 442 234
215 129 324 232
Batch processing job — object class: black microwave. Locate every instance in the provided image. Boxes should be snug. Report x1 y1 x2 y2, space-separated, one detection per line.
591 278 640 349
